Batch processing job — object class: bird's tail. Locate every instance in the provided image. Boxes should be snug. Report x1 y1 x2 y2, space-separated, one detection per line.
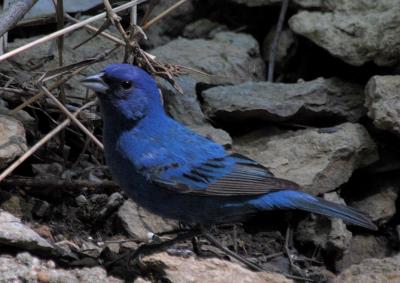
250 190 377 230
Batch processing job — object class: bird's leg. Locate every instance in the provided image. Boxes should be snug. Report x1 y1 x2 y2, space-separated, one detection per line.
105 227 201 269
202 232 264 272
284 225 303 274
129 227 202 263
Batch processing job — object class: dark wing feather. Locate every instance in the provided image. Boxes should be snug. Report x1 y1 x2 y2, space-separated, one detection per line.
152 153 300 196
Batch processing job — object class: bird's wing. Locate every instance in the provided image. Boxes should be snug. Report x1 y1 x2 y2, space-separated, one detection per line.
151 153 300 196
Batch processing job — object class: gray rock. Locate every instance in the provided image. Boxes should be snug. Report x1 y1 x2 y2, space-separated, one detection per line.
365 75 400 136
335 235 392 272
143 0 195 48
152 32 265 146
333 254 400 283
141 252 293 283
0 209 53 252
183 19 227 39
351 181 398 225
295 192 352 258
118 200 178 241
234 123 378 195
201 77 365 123
0 252 123 283
289 2 400 66
152 32 265 85
157 76 232 146
0 115 27 168
262 27 298 70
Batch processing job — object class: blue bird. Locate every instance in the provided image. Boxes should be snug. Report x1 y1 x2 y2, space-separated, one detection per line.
81 64 376 231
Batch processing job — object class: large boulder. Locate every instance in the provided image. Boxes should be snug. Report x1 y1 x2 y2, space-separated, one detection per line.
234 123 378 195
289 1 400 66
152 32 266 145
0 115 27 168
334 254 400 283
365 75 400 136
138 252 293 283
201 77 365 123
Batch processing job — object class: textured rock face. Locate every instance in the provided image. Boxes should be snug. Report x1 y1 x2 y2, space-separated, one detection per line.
334 254 400 283
289 2 400 66
201 77 365 123
152 32 265 145
0 115 27 168
152 32 265 85
365 75 400 136
234 123 378 195
351 182 398 224
0 209 53 252
0 253 122 283
142 0 195 48
117 200 178 241
335 235 392 272
295 192 352 259
140 252 294 283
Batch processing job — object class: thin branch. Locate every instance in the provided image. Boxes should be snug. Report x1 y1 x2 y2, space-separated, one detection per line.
0 100 97 183
0 0 147 62
38 84 104 150
0 0 38 37
142 0 187 29
267 0 289 82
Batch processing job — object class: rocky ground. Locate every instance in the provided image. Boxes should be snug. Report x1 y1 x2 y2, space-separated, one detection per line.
0 0 400 282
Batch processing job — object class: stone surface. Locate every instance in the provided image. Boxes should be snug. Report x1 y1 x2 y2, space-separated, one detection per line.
0 115 27 168
141 252 293 283
296 192 352 258
351 181 398 224
334 254 400 283
158 76 232 146
289 2 400 66
183 19 227 39
365 75 400 136
234 123 378 195
335 235 392 272
142 0 195 48
0 209 53 252
201 77 364 123
152 32 265 145
152 32 265 85
262 27 297 70
0 252 122 283
117 199 178 241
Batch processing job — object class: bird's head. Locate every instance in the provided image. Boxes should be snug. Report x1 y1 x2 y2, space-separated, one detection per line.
81 64 163 120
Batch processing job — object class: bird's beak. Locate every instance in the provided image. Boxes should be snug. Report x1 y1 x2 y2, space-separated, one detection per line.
80 72 108 94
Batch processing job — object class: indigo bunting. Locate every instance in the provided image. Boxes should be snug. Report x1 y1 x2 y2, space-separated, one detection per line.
81 64 376 231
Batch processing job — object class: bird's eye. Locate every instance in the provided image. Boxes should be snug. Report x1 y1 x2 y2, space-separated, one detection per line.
121 80 132 90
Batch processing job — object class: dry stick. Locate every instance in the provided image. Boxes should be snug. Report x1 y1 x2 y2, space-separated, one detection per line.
11 65 89 114
267 0 289 82
142 0 187 29
0 0 147 62
0 100 96 182
0 0 38 37
38 84 104 150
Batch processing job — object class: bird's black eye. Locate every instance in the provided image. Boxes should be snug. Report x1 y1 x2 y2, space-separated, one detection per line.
121 80 132 90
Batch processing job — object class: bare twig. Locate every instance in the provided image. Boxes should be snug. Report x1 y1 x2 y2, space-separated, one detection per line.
0 0 146 62
38 83 104 150
0 0 38 37
267 0 289 82
142 0 187 29
0 100 97 182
